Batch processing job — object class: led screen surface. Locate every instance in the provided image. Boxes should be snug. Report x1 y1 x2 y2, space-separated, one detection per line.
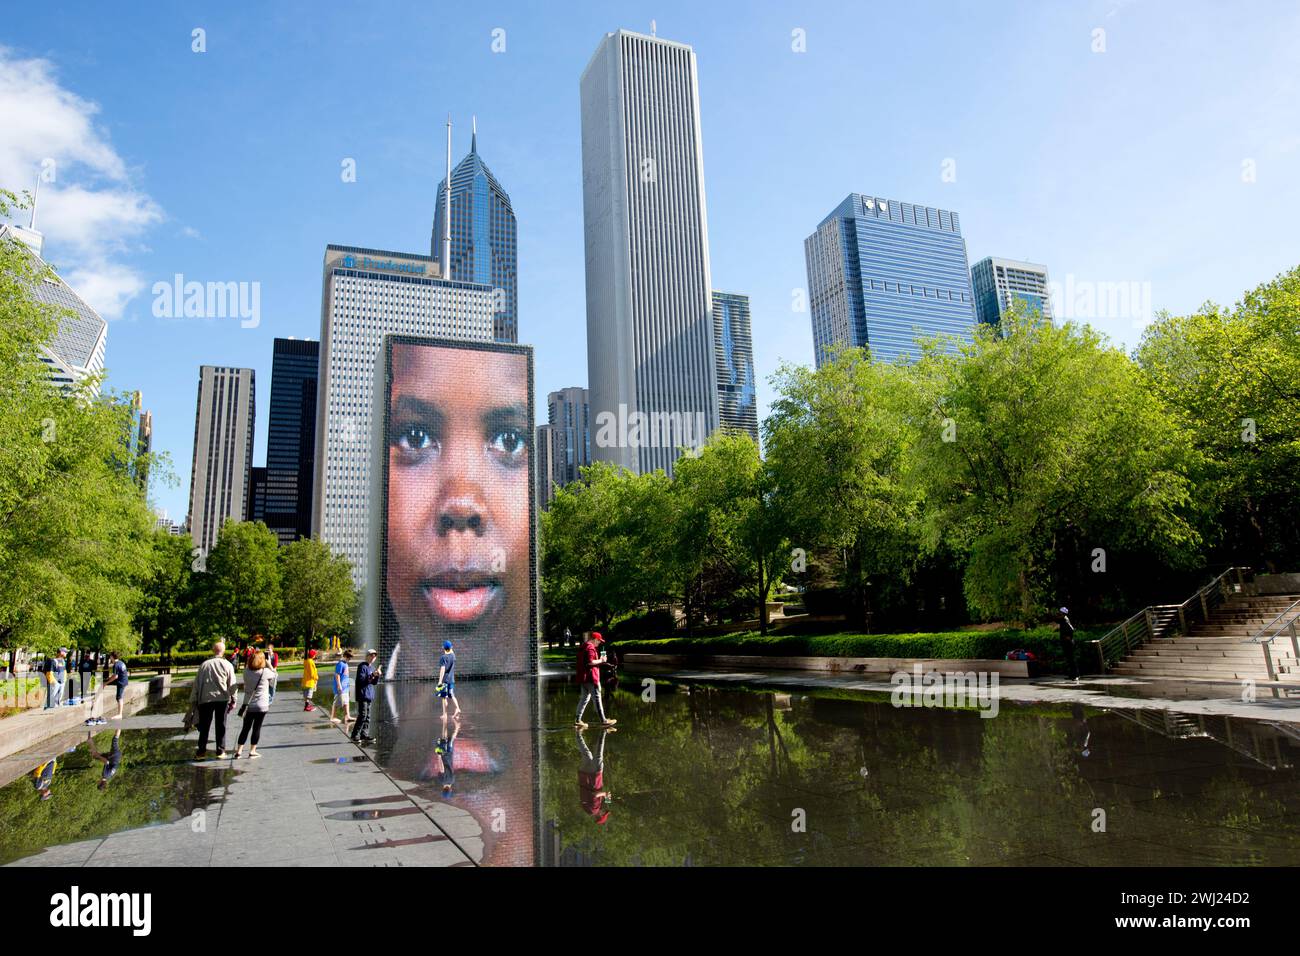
378 335 537 680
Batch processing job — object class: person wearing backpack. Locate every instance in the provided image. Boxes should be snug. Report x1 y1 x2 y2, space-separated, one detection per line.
575 632 616 729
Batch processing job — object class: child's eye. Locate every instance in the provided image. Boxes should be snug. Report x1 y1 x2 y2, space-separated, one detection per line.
488 428 527 464
393 425 438 459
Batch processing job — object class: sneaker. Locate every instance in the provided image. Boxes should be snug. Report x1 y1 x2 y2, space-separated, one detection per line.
574 721 588 729
195 751 207 760
215 751 228 759
358 735 376 743
600 718 618 727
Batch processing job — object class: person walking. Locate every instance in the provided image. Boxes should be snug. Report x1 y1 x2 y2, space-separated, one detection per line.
192 641 238 759
576 726 613 825
303 649 319 712
350 649 382 743
105 651 129 720
233 650 276 759
575 632 616 729
1058 606 1079 681
265 643 278 702
330 650 353 726
43 648 68 710
436 641 460 718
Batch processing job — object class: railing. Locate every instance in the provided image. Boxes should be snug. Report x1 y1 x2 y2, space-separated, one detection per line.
1248 595 1300 682
1091 566 1253 670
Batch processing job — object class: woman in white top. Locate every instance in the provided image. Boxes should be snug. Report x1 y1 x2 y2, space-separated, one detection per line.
233 651 277 759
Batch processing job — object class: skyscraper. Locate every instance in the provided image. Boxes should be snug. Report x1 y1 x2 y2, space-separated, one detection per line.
247 467 267 524
711 291 759 445
312 244 494 586
546 387 591 488
265 337 319 545
971 257 1053 326
805 194 975 366
1 222 107 390
431 120 518 343
581 29 719 476
124 391 152 492
536 423 556 511
187 366 256 556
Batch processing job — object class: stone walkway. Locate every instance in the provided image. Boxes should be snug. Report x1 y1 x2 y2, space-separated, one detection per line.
4 690 483 867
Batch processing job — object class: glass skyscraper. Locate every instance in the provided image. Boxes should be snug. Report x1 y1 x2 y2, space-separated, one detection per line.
264 337 319 545
431 125 518 343
546 387 591 488
711 291 758 445
971 256 1053 326
804 194 975 366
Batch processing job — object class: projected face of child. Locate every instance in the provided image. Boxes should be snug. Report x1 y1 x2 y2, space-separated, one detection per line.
385 343 531 676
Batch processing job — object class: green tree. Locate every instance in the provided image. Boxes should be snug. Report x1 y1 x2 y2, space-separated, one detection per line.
199 520 283 643
673 433 787 634
279 537 356 650
134 531 197 658
0 188 157 661
907 310 1200 623
1136 267 1300 569
765 347 919 629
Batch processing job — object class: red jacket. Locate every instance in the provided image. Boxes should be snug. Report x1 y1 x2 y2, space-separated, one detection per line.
576 641 601 684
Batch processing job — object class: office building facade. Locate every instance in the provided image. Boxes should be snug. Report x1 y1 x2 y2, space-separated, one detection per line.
187 366 256 556
971 256 1053 326
580 29 719 476
265 337 319 545
247 467 268 524
805 194 975 366
711 291 759 444
1 223 107 390
431 124 519 343
546 386 591 488
536 424 557 511
312 244 494 586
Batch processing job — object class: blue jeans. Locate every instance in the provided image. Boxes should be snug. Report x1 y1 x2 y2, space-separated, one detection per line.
45 679 64 709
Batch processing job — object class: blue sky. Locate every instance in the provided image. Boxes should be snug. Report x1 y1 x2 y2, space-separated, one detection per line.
3 0 1299 523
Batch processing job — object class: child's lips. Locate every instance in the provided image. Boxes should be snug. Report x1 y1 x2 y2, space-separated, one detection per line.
420 572 501 624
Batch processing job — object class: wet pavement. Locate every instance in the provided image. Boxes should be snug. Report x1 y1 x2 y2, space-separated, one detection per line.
2 667 1299 866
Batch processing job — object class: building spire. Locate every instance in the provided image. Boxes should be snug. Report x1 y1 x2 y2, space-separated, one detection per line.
471 115 478 154
29 173 41 231
442 114 452 273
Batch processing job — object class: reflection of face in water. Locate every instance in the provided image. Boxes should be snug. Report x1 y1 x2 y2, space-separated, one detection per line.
376 679 537 866
385 343 531 677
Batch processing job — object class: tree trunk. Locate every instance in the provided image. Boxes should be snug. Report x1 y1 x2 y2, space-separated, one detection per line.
757 557 768 637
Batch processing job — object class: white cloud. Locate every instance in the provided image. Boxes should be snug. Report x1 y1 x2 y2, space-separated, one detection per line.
0 47 161 319
179 225 202 240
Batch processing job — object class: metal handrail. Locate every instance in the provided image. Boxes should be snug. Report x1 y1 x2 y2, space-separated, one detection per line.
1091 566 1252 669
1250 596 1300 643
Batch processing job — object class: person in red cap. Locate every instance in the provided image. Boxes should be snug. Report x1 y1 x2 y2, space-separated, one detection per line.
575 631 616 728
577 727 613 825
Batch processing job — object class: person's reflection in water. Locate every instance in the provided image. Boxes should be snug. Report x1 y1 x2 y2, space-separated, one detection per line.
88 728 123 789
1070 704 1093 758
377 679 536 865
434 713 460 796
30 757 56 801
576 727 614 826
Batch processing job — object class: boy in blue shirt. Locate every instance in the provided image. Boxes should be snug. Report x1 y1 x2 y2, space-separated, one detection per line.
436 641 461 718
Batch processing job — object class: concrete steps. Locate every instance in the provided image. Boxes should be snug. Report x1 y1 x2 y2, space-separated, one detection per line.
1111 588 1300 681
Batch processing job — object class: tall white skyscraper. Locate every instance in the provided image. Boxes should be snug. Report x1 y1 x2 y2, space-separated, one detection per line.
312 244 494 586
187 366 256 557
580 29 719 476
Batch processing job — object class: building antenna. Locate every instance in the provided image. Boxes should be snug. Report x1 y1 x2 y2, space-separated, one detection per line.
650 19 657 37
442 113 452 275
29 172 40 230
471 114 478 154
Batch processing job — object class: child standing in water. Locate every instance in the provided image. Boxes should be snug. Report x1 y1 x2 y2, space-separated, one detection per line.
303 649 319 712
436 640 461 718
